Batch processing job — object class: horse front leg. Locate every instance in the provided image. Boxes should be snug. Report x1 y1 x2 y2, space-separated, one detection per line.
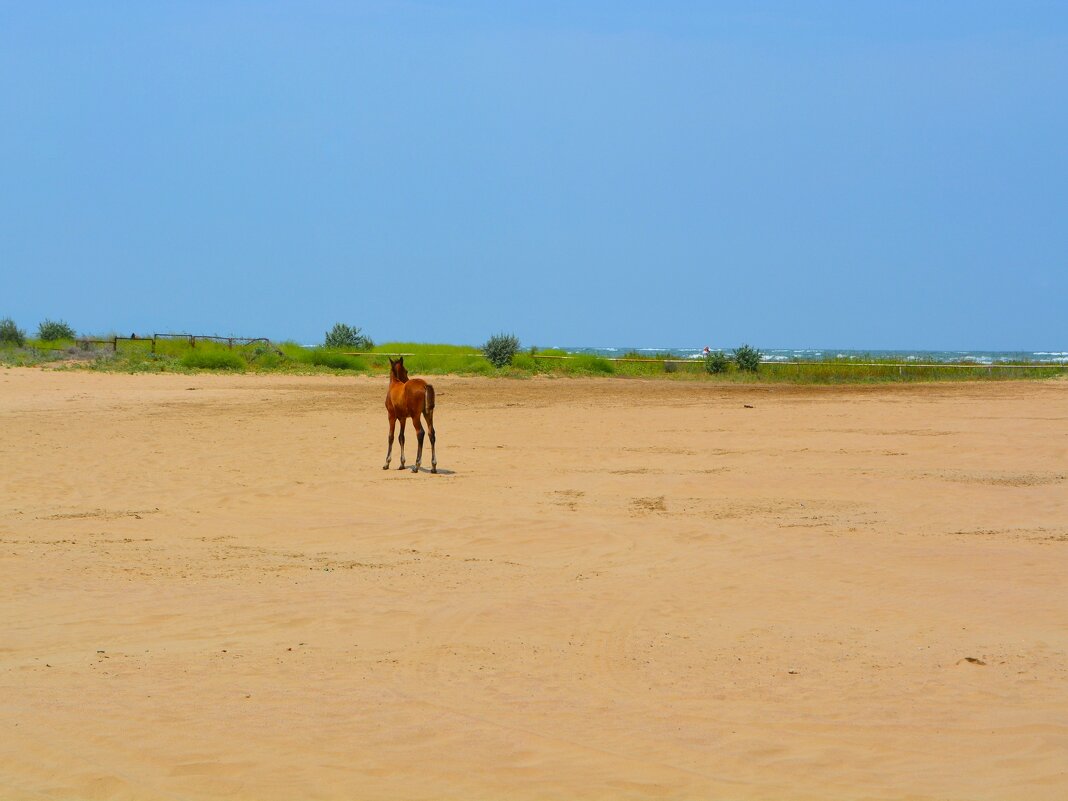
383 413 396 470
397 417 407 470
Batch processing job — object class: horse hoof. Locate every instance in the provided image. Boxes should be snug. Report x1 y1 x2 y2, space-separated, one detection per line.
382 465 389 470
431 468 437 474
411 466 419 473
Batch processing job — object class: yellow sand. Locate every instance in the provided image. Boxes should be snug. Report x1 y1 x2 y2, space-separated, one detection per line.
1 368 1066 800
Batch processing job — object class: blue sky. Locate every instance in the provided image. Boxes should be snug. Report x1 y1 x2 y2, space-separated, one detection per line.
2 1 1065 349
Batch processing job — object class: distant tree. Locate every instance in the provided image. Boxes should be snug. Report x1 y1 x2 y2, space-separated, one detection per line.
37 319 76 341
483 333 520 367
0 317 26 347
733 344 762 372
323 323 373 350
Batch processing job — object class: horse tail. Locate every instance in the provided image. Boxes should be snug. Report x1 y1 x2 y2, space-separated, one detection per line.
424 383 435 415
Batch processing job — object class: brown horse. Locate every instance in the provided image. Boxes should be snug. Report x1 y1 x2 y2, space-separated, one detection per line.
383 357 437 473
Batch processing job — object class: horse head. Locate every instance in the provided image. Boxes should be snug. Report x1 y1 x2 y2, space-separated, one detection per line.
389 357 409 382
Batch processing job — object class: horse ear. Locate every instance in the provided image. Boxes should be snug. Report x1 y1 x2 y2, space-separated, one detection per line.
388 357 396 366
398 356 404 364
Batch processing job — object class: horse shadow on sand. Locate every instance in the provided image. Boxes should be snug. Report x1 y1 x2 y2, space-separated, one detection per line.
391 466 456 475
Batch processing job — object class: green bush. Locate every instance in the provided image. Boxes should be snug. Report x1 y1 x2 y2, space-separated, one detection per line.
250 349 283 369
733 344 762 372
118 350 172 373
704 350 730 374
298 349 365 371
511 353 537 371
562 354 614 375
323 323 373 350
622 350 675 361
181 348 246 371
37 319 76 341
483 332 520 368
582 356 615 374
0 317 25 347
249 341 285 366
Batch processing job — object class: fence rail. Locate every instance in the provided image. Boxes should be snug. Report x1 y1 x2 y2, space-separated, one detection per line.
27 333 273 354
69 335 273 354
152 333 272 349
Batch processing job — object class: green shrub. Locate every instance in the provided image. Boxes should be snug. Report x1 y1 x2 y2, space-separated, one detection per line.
181 348 246 371
622 350 675 360
298 349 365 371
0 317 25 347
733 344 762 372
704 350 730 374
465 359 496 376
483 332 520 368
248 342 285 367
119 350 172 373
511 353 537 371
564 354 614 375
323 323 373 350
37 319 76 341
584 356 615 374
251 350 283 369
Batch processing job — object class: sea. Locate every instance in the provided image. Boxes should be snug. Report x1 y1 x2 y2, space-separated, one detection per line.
555 347 1068 365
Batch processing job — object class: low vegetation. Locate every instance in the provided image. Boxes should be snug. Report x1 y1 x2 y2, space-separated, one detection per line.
293 347 367 371
181 348 246 370
0 319 1062 383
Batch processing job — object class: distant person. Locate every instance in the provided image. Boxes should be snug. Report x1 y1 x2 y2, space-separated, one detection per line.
702 346 710 356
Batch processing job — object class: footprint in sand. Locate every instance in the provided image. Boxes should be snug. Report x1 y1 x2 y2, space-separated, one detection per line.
630 496 667 515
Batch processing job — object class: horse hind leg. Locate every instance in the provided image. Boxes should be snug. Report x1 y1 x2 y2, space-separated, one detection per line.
383 413 396 470
424 408 437 473
424 384 437 473
411 413 425 473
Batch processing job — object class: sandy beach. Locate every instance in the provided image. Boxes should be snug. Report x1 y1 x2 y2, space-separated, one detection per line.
1 368 1066 800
